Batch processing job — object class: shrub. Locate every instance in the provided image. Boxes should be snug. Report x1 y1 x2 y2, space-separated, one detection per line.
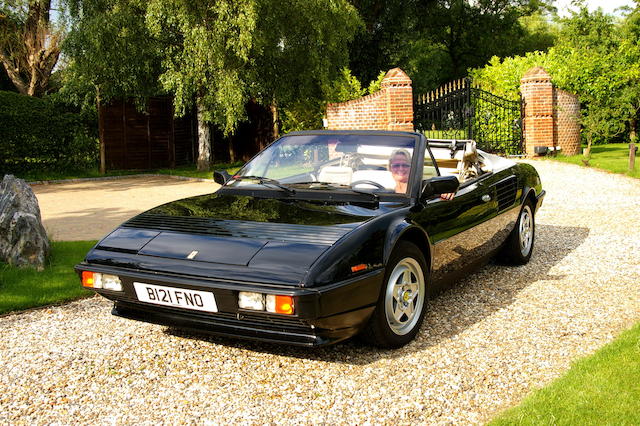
0 91 98 175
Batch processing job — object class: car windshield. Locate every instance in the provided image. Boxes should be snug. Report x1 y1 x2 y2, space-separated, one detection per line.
230 134 417 195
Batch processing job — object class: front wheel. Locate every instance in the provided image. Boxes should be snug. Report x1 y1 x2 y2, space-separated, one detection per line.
498 201 535 265
361 241 428 348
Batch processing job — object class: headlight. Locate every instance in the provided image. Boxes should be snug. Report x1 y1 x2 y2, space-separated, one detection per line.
238 292 294 315
81 271 122 291
238 292 265 311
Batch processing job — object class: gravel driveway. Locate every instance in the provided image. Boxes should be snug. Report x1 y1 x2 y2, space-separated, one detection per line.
2 161 639 424
32 175 218 241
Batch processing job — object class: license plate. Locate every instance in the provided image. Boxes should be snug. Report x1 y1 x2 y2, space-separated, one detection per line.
133 282 218 313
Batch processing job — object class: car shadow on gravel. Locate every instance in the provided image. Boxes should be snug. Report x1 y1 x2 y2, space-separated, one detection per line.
165 224 590 365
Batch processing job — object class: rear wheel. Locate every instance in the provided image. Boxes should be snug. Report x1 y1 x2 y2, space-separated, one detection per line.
361 241 428 348
498 201 535 265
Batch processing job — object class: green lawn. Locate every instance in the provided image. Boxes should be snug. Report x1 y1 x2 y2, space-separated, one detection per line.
0 240 97 314
547 143 640 179
14 162 244 182
490 322 640 425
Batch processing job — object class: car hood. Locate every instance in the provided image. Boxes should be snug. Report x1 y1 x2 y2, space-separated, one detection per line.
86 192 385 286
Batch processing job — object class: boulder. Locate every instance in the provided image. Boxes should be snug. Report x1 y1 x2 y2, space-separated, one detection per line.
0 175 50 269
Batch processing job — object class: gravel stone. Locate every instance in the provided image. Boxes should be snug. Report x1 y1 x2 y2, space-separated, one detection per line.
1 160 639 424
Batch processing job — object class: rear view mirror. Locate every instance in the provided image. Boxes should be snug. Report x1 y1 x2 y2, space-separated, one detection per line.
213 170 232 185
420 176 460 200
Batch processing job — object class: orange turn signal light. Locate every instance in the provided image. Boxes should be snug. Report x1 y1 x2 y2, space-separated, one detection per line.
350 263 368 273
274 295 294 315
81 271 94 288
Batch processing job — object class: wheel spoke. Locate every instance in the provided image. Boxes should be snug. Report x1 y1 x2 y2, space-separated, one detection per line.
393 303 405 322
404 300 415 318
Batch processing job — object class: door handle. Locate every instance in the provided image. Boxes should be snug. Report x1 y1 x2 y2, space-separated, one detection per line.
481 194 491 203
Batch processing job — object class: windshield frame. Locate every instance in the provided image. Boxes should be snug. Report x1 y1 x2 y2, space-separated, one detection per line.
226 130 425 202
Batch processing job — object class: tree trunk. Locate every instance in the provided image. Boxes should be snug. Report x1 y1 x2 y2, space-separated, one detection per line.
228 138 236 163
271 101 279 141
196 100 212 171
582 134 593 166
629 118 637 173
97 87 106 174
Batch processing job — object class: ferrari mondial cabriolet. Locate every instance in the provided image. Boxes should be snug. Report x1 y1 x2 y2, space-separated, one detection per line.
76 130 544 348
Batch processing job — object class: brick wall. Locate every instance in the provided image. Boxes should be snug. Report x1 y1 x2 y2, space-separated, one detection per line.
325 68 413 131
553 89 581 155
325 66 580 156
521 67 581 156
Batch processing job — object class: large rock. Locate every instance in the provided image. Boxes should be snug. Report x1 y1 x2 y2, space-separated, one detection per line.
0 175 50 269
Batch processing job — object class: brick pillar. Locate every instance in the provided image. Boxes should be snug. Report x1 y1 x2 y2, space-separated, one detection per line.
382 68 414 131
325 68 413 131
520 67 554 156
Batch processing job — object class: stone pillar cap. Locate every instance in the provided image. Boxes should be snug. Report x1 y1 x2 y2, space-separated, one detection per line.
520 66 551 83
381 68 412 87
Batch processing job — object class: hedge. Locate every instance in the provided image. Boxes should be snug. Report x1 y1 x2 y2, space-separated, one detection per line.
0 91 98 175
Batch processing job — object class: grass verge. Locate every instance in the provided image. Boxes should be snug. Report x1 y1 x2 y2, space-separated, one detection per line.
0 240 97 315
490 322 640 425
14 162 245 182
546 143 640 179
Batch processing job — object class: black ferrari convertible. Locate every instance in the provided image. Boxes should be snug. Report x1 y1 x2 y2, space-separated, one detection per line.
76 130 544 348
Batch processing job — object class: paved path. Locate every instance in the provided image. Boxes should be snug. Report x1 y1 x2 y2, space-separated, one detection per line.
32 176 219 241
2 162 639 424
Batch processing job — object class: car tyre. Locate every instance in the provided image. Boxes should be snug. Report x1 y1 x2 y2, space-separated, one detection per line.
498 200 535 265
361 241 428 348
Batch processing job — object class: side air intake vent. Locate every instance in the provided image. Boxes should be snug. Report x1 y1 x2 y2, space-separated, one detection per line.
495 176 517 212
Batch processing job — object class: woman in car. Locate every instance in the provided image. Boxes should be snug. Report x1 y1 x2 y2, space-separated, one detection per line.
389 149 455 200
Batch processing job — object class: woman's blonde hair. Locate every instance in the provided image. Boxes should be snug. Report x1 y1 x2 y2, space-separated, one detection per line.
388 149 412 170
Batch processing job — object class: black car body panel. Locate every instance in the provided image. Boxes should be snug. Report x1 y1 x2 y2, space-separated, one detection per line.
76 130 544 346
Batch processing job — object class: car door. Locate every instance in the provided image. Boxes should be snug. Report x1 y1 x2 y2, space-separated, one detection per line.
409 173 498 286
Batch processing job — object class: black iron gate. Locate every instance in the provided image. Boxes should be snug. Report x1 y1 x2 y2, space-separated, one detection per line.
414 78 523 154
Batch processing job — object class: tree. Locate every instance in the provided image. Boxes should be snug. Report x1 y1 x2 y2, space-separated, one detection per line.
146 0 361 170
348 0 556 93
0 0 62 96
62 0 163 110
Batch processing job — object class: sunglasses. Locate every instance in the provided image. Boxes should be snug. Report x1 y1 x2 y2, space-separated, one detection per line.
390 163 411 170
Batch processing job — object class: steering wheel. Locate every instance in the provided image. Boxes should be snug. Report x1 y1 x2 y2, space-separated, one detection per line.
350 180 386 190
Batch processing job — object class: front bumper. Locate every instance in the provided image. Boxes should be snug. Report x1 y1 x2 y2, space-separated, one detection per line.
75 264 383 346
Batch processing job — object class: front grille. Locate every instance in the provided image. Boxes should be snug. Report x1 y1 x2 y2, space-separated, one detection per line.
123 214 355 245
117 301 314 335
495 176 517 212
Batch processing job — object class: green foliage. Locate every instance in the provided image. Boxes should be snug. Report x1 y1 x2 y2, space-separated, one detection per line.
61 0 164 110
144 0 361 135
366 71 386 94
469 51 554 100
0 91 98 175
349 0 557 94
0 240 96 314
280 68 386 133
471 5 640 145
325 67 365 103
491 322 640 425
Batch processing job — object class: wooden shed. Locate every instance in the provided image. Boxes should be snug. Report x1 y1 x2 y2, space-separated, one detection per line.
98 97 197 172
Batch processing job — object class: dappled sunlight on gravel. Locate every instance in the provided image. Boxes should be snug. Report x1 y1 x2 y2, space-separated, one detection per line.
1 160 639 423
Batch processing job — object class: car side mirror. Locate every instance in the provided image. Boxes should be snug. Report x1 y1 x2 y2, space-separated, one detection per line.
213 170 232 185
420 176 460 201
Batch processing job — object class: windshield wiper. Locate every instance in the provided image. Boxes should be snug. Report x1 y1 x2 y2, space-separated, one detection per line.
291 181 378 201
231 176 296 194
